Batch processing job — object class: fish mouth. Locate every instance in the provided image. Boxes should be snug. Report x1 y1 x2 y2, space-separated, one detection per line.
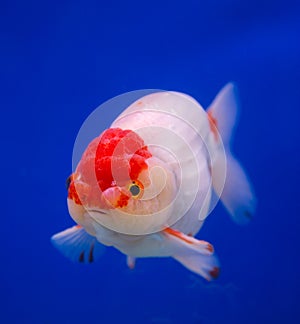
86 208 108 215
85 208 114 230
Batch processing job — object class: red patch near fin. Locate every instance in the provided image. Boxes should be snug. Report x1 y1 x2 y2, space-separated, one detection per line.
164 228 215 253
204 242 214 253
208 111 219 141
209 266 220 279
164 228 194 245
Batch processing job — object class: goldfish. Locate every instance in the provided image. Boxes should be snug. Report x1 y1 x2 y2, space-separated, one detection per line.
51 83 256 280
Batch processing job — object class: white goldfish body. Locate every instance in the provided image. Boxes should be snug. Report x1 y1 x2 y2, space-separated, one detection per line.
52 84 256 280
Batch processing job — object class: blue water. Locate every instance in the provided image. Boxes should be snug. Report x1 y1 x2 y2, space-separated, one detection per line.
1 0 300 323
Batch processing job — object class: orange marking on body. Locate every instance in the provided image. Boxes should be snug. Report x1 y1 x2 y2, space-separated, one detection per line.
67 174 92 206
116 192 130 208
75 225 82 229
164 228 194 244
68 180 82 205
208 111 219 141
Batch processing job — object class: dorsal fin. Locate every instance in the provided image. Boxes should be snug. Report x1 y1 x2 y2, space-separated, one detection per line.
207 83 239 146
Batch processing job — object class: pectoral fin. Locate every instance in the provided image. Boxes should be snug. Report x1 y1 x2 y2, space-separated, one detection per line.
163 228 220 281
51 225 105 263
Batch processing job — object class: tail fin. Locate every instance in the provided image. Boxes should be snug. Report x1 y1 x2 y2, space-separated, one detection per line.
208 83 257 224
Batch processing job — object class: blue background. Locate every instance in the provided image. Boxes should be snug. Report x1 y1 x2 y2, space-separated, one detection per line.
1 0 300 323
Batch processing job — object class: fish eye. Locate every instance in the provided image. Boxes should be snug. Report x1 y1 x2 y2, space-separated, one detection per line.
66 175 72 190
129 181 141 197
